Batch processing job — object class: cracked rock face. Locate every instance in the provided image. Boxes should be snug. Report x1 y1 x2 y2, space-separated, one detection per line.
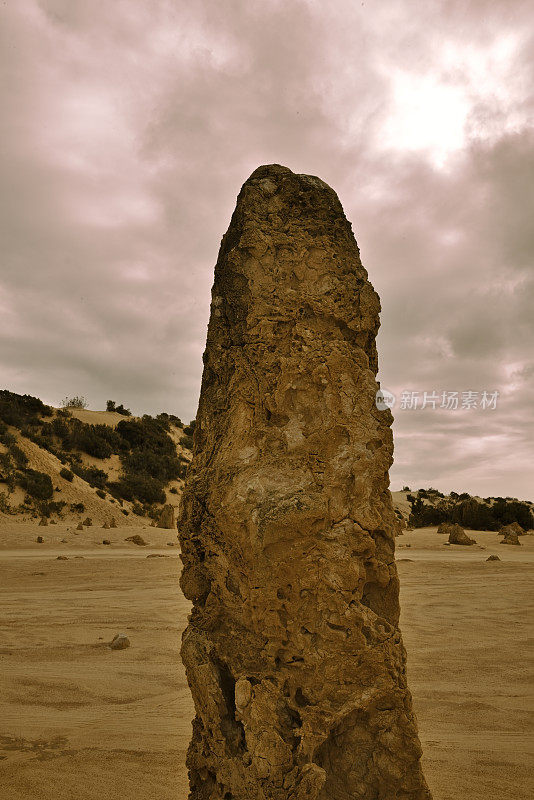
179 164 431 800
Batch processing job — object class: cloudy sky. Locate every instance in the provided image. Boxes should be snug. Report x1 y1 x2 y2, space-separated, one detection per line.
1 0 532 498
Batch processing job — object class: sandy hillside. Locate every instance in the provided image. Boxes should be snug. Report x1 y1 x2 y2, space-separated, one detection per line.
0 406 191 526
0 523 533 800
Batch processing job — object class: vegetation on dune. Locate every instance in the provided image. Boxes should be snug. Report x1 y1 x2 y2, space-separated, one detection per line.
0 389 194 515
407 488 533 530
106 399 131 416
61 395 88 409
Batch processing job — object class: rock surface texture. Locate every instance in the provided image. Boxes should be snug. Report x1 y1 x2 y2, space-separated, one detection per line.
179 165 431 800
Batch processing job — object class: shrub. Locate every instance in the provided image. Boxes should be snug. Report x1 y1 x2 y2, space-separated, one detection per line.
109 475 166 505
0 390 52 428
60 467 74 482
180 435 193 450
132 501 144 516
96 489 106 499
71 464 108 489
70 502 85 513
106 400 116 412
61 396 88 409
18 469 53 500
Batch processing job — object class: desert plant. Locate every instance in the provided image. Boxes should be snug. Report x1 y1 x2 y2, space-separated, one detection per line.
18 469 53 500
61 396 88 409
60 467 74 482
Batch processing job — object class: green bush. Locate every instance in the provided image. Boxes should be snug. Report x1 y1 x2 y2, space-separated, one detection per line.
61 395 88 409
0 390 52 428
71 464 108 489
18 469 53 500
109 475 166 505
60 467 74 482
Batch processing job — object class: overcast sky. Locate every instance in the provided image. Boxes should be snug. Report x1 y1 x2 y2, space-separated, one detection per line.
1 0 532 498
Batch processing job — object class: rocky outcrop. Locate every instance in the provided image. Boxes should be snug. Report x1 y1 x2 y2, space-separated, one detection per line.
178 165 431 800
157 503 175 529
447 524 476 545
499 522 524 538
436 522 453 534
500 527 521 545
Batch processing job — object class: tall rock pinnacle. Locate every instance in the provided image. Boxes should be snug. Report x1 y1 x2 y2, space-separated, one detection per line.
179 164 431 799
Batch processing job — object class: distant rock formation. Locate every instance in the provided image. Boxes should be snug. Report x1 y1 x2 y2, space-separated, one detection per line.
178 165 431 799
500 526 521 545
499 522 524 538
157 503 175 529
437 522 453 534
447 524 476 545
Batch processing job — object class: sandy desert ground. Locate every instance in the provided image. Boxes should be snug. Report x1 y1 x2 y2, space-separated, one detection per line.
0 522 532 800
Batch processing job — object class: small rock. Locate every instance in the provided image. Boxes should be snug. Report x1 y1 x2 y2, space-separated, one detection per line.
36 535 44 543
110 517 117 529
56 555 68 560
76 522 84 531
167 542 176 547
125 534 147 546
146 553 167 558
50 520 57 525
102 539 111 545
486 555 500 561
102 522 110 530
109 633 130 650
83 517 92 527
60 538 68 543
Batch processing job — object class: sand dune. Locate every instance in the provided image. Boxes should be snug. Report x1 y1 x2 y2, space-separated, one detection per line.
0 523 532 799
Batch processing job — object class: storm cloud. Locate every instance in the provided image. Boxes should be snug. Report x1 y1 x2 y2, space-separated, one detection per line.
1 0 532 497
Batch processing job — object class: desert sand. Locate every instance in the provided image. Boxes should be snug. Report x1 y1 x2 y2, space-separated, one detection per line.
0 522 532 800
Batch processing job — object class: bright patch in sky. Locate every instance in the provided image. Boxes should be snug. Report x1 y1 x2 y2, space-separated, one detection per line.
381 70 470 167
